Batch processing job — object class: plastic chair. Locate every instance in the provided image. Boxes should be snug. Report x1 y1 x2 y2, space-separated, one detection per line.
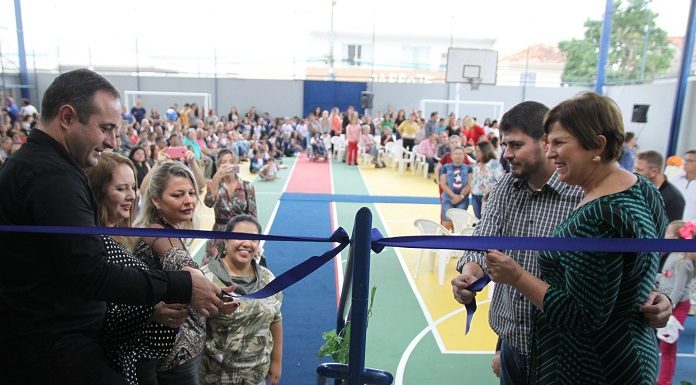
389 140 405 171
413 219 459 285
446 208 478 235
330 136 345 161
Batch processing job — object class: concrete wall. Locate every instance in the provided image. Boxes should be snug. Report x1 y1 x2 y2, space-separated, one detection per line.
607 78 696 155
8 72 696 154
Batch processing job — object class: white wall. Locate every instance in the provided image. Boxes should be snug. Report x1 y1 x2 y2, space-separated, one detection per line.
20 72 696 155
607 78 696 155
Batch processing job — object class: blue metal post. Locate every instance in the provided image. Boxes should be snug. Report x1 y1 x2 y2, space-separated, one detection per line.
667 0 696 156
348 207 372 385
13 0 30 100
595 0 614 94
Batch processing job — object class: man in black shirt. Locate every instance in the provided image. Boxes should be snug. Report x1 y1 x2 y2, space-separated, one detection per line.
0 69 235 385
635 150 685 222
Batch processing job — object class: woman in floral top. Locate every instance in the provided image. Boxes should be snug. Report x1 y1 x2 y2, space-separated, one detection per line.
203 149 257 266
471 141 504 219
133 161 206 385
200 215 283 385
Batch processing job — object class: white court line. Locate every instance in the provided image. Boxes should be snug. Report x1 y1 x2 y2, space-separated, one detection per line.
357 170 495 385
330 158 345 294
260 156 298 248
395 299 492 385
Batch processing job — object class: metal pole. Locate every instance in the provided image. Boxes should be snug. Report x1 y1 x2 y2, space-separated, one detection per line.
595 0 614 94
329 0 336 80
214 49 218 115
135 39 141 91
0 36 6 100
348 207 372 385
639 24 650 81
521 44 531 101
14 0 29 99
666 0 696 156
32 49 38 103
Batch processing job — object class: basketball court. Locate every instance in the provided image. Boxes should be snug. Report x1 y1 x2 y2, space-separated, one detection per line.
189 153 695 385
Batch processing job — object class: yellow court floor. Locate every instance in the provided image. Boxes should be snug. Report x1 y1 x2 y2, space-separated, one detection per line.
358 165 497 352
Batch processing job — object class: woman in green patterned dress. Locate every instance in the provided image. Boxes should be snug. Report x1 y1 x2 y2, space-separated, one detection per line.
199 215 283 385
485 92 667 385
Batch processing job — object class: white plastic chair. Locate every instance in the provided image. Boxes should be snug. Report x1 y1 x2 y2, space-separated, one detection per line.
413 219 459 285
389 140 405 171
415 154 429 178
330 136 345 161
446 208 478 236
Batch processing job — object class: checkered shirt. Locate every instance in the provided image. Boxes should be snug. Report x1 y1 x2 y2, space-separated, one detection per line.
456 172 583 354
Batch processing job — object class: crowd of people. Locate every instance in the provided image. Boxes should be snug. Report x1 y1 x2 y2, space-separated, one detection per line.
1 68 695 385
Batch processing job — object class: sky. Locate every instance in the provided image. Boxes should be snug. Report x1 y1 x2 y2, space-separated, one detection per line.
0 0 692 73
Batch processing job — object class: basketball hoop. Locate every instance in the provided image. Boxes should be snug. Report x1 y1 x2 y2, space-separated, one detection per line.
466 77 482 91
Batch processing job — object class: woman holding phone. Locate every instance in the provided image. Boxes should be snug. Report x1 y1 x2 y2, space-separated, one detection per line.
203 149 257 266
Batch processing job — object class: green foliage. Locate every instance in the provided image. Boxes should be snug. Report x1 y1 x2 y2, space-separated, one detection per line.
317 287 377 364
559 0 674 85
680 381 693 385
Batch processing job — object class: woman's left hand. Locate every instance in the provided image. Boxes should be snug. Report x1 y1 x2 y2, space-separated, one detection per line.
266 361 282 385
485 250 524 285
152 302 189 328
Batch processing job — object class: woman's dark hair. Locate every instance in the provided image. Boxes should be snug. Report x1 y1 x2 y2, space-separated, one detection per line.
477 141 497 163
216 148 236 167
224 214 262 234
543 92 625 162
128 146 146 164
41 68 120 124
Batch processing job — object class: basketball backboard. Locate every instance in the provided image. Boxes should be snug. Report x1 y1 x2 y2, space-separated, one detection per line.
445 48 498 86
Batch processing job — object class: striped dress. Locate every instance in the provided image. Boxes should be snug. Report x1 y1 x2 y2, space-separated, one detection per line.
530 176 667 385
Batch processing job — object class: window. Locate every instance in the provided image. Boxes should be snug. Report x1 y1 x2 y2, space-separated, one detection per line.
345 44 362 66
401 46 431 70
520 72 537 86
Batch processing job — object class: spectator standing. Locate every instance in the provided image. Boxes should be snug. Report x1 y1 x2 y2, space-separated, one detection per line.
345 114 361 165
672 149 696 220
635 150 685 222
619 131 637 171
396 113 419 151
424 112 439 139
131 99 147 124
204 149 257 265
471 141 504 219
5 97 19 124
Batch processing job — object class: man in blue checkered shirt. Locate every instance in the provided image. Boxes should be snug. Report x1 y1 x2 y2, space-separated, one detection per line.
451 101 672 385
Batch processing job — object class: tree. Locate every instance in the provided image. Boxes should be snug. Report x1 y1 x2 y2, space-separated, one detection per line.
559 0 674 85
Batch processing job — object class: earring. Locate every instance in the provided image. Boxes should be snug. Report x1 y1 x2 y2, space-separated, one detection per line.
592 155 601 163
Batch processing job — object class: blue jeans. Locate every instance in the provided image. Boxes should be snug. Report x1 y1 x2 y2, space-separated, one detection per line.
157 354 202 385
440 193 469 222
471 194 484 219
499 341 528 385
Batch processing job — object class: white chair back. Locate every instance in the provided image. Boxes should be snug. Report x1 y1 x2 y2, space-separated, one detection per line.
446 208 478 235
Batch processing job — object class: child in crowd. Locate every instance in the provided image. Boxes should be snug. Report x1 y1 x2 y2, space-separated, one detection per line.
250 149 266 174
657 220 696 385
258 157 279 181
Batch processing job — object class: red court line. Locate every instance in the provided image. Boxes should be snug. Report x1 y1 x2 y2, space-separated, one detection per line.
285 153 332 194
284 153 343 307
